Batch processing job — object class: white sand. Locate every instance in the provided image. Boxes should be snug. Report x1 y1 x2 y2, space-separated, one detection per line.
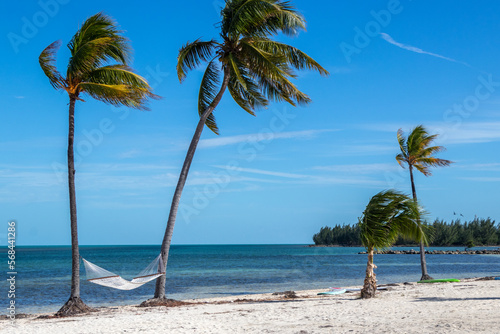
3 279 500 334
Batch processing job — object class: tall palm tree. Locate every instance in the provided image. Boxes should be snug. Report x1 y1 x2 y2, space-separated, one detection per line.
396 125 453 280
359 190 428 299
149 0 328 302
39 13 157 315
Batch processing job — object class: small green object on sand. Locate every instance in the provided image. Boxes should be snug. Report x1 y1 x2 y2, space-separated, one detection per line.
417 279 460 283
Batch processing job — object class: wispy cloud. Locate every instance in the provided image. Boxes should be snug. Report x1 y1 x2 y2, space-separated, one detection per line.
460 177 500 182
459 163 500 172
213 165 386 187
380 33 470 67
314 163 399 174
214 166 308 179
437 122 500 144
329 144 397 156
199 129 334 149
117 149 143 159
14 96 25 99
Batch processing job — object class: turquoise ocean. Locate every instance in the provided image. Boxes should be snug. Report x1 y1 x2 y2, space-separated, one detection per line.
1 244 499 314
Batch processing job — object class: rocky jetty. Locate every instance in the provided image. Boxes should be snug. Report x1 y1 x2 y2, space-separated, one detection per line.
358 249 500 255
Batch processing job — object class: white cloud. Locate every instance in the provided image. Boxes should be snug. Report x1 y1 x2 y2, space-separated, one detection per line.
435 122 500 144
460 177 500 182
338 144 396 156
314 163 399 174
117 149 143 159
380 33 470 67
214 166 308 179
81 163 176 171
460 163 500 171
199 129 333 149
214 165 386 187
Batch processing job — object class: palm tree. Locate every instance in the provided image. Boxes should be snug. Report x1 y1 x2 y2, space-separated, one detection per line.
396 125 453 280
148 0 328 303
39 13 157 315
359 190 428 299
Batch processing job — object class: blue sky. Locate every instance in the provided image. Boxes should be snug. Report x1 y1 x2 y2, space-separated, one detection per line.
1 0 500 246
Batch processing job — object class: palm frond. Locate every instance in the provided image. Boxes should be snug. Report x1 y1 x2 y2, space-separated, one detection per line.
395 153 407 168
239 40 313 105
198 59 221 134
359 190 427 251
39 40 66 90
239 40 290 79
78 82 154 110
252 40 328 76
67 12 131 78
397 128 407 154
398 125 453 177
406 125 427 155
416 145 445 159
228 72 269 115
85 64 150 88
416 157 453 169
412 163 431 176
228 54 248 90
391 198 428 245
177 39 217 82
257 71 310 105
222 0 305 38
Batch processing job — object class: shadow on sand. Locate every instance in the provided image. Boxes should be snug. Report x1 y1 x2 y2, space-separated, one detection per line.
413 297 500 302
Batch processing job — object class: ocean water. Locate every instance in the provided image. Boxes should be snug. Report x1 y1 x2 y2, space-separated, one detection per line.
1 244 499 314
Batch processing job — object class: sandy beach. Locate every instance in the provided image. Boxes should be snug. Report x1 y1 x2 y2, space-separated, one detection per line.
3 278 499 334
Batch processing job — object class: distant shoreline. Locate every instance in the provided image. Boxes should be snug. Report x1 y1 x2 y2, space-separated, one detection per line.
307 244 500 248
307 245 500 255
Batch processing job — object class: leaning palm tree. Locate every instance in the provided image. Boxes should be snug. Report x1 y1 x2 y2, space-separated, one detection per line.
359 190 428 299
39 13 157 315
396 125 453 280
148 0 328 303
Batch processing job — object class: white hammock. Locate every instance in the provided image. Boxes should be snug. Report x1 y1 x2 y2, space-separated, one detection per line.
82 254 165 290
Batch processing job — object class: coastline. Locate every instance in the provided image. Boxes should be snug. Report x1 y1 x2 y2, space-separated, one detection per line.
3 277 500 334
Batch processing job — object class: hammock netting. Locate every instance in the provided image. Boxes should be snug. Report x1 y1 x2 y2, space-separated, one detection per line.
82 254 165 290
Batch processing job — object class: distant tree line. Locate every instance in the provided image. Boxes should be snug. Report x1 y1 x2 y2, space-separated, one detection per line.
313 218 500 247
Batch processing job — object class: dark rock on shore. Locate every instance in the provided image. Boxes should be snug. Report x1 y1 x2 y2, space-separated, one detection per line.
358 249 500 255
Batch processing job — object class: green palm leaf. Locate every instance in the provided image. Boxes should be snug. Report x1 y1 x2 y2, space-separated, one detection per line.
228 73 268 115
253 40 328 76
39 40 66 90
397 125 453 174
67 13 130 79
222 0 305 38
359 190 427 251
198 59 221 134
78 82 152 110
177 39 217 82
85 65 149 87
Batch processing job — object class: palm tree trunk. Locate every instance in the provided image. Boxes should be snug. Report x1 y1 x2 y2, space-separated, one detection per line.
68 96 80 299
152 67 231 300
409 165 433 281
57 96 93 316
361 246 377 298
